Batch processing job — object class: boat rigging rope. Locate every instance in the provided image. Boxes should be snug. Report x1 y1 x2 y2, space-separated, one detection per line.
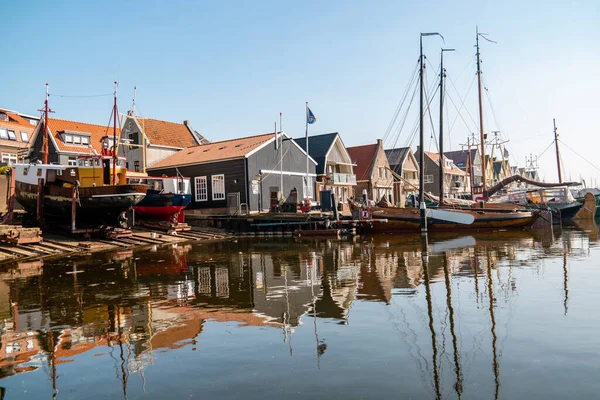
446 73 479 134
559 140 600 173
49 92 113 98
382 60 420 144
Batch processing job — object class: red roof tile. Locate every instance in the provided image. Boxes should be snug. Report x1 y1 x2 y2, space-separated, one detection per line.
47 118 121 155
137 118 198 148
148 132 275 170
347 144 378 181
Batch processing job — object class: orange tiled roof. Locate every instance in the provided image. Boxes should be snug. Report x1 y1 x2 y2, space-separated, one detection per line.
0 108 36 131
425 151 466 175
347 143 378 181
148 133 275 170
47 118 121 154
137 118 198 148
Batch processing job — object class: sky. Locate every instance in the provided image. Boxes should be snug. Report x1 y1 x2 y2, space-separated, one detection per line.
3 0 599 185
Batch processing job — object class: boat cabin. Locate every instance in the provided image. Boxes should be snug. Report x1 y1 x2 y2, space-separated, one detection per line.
76 155 127 187
127 175 191 195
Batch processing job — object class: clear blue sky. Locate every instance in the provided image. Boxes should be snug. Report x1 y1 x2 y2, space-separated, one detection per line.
3 0 599 184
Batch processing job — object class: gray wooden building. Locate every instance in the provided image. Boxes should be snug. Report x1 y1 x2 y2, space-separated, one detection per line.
147 131 317 213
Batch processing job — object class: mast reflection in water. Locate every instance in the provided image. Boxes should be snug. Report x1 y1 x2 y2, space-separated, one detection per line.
0 223 599 399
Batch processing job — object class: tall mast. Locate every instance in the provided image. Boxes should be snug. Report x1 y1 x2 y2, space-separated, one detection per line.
419 34 426 231
419 32 444 232
439 48 454 204
280 112 283 198
554 118 562 183
42 83 52 164
476 26 487 195
113 81 118 185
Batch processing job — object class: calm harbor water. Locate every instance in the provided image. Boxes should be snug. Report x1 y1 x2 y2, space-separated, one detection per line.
0 222 599 399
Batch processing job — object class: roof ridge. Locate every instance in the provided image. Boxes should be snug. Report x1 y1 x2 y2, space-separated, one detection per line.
49 117 120 131
185 132 275 149
136 116 185 125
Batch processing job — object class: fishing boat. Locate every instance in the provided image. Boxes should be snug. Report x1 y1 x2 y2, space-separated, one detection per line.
14 156 147 227
14 82 147 228
354 31 540 234
127 173 192 222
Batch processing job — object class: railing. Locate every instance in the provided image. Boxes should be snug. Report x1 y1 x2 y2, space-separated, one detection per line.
332 173 356 185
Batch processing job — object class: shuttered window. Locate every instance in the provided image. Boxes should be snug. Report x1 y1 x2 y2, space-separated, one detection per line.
212 174 225 200
194 176 207 202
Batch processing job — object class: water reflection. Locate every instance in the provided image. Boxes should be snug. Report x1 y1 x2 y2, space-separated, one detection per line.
0 223 598 399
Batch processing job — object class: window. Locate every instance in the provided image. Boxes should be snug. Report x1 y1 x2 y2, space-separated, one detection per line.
1 153 17 165
81 136 89 145
20 131 29 142
211 174 225 200
303 176 313 199
7 130 16 140
29 119 37 126
68 156 77 166
195 176 207 201
424 174 434 184
0 129 7 139
134 160 140 172
73 135 81 144
64 134 73 143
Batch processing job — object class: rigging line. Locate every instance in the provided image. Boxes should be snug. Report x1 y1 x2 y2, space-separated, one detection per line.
445 91 477 136
481 77 505 137
447 73 479 132
49 92 113 98
537 140 556 159
389 80 419 151
401 76 440 151
383 60 420 144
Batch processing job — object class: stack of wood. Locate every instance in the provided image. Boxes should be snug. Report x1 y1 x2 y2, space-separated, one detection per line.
0 225 42 245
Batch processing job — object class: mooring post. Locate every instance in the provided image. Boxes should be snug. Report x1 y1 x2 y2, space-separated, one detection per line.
71 186 77 232
4 168 16 225
36 178 44 226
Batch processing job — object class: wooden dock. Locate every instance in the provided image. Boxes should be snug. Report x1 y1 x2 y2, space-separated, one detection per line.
0 226 234 265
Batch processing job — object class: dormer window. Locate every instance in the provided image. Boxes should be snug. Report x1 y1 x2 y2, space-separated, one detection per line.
20 131 29 142
0 129 7 139
7 130 16 140
60 130 91 146
0 113 8 122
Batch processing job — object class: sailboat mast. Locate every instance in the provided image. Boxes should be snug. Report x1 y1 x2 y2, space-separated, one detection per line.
43 83 49 164
419 35 426 232
554 118 562 183
439 48 454 204
113 81 118 185
476 27 487 196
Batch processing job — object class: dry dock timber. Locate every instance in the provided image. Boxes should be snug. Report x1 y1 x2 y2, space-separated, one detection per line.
0 226 233 265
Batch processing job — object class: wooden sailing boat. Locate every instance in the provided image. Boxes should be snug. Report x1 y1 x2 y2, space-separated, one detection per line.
356 32 539 233
14 83 147 228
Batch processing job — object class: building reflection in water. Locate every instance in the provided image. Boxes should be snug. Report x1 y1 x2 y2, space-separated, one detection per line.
0 221 596 398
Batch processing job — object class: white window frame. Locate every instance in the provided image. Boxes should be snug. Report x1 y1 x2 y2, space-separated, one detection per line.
64 134 73 143
0 129 7 139
7 130 16 140
194 176 207 202
81 136 89 145
424 174 434 184
20 131 29 142
73 135 81 144
67 156 77 166
1 153 17 165
211 174 225 200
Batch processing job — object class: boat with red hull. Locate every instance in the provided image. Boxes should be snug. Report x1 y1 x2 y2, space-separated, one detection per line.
128 175 191 222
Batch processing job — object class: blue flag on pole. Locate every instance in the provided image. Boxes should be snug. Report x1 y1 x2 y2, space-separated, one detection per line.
307 107 316 124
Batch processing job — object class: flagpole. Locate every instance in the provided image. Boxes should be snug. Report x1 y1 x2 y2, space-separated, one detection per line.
305 102 309 201
280 112 283 199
